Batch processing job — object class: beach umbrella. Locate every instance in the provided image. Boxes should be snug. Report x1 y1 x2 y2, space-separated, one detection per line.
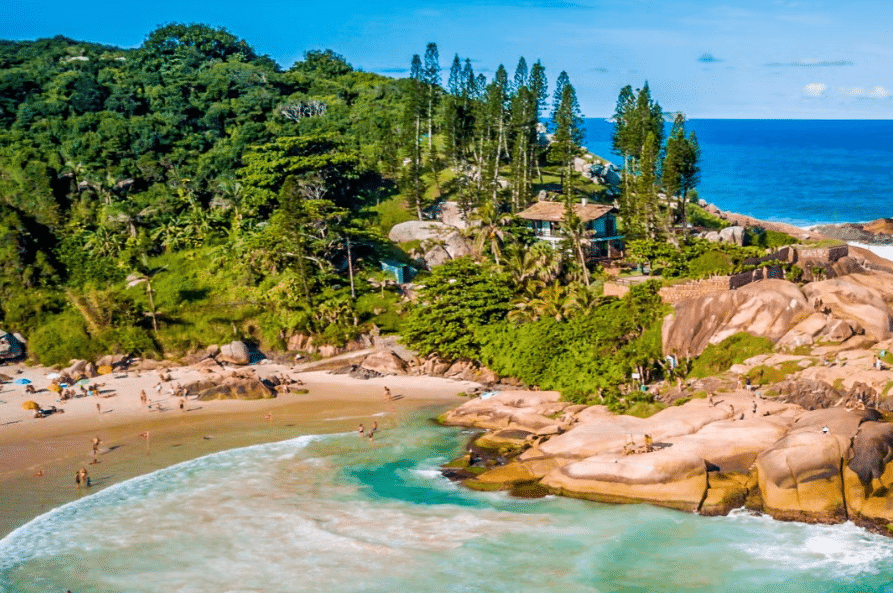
12 378 31 385
75 378 90 386
47 383 61 393
46 372 61 379
22 400 39 410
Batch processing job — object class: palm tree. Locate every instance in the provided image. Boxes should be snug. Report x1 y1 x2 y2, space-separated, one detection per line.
529 281 573 321
566 283 605 318
126 263 165 334
559 209 593 287
468 203 513 265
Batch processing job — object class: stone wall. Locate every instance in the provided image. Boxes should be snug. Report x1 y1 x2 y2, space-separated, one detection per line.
797 244 848 264
602 245 847 305
658 276 732 304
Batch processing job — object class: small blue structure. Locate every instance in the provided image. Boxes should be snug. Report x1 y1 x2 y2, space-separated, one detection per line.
380 260 416 284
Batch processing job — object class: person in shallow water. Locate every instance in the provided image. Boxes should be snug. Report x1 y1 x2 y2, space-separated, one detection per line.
75 467 89 489
357 424 364 437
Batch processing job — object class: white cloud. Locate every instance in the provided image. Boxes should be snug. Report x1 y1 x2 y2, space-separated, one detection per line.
803 83 827 97
841 86 891 99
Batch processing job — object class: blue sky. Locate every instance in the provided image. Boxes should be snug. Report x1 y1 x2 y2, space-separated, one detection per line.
5 0 892 118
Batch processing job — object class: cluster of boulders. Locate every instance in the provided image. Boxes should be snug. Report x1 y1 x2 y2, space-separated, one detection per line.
182 367 304 401
334 349 501 385
699 225 745 245
388 220 472 269
442 389 893 533
287 334 372 358
662 271 893 358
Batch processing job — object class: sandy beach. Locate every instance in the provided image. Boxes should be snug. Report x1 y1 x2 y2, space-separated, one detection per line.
0 361 481 538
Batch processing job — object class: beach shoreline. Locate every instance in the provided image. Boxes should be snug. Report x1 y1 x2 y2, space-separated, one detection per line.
0 362 481 538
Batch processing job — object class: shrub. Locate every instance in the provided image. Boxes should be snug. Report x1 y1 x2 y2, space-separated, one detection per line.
688 332 775 378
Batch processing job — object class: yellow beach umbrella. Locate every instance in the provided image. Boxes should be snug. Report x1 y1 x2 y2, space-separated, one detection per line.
97 365 113 375
47 383 62 393
22 400 40 410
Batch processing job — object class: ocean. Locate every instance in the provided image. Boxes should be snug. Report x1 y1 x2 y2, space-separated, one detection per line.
3 410 893 592
581 119 893 227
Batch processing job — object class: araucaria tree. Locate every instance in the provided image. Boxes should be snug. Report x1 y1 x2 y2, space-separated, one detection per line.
401 54 427 219
661 114 701 235
550 73 584 195
612 82 700 241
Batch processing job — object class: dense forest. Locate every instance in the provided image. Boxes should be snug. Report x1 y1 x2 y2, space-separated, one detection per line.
0 24 784 408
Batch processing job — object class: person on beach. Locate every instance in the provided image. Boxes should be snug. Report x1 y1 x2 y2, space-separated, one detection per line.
358 424 365 437
179 397 185 411
91 436 101 463
75 467 89 489
383 386 391 401
96 402 101 414
140 390 147 406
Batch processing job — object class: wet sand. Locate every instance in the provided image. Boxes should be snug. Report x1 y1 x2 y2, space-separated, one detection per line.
0 365 480 538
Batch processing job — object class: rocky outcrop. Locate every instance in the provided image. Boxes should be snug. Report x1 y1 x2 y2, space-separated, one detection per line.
442 390 893 532
217 341 250 365
662 274 893 357
412 354 500 384
360 350 408 376
62 359 98 379
388 220 472 269
803 277 893 342
0 331 24 361
662 279 811 357
187 376 276 401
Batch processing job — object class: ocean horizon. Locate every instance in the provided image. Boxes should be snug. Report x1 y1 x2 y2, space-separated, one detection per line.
581 118 893 228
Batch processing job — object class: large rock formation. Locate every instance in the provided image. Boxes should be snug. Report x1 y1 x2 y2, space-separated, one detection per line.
662 274 893 357
662 280 811 357
442 391 893 532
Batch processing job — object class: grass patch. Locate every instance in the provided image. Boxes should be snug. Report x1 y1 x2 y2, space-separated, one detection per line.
688 204 729 230
746 361 803 385
368 192 415 235
623 401 667 418
688 332 775 379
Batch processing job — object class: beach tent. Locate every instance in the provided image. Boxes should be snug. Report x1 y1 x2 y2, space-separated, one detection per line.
22 400 39 410
12 378 31 385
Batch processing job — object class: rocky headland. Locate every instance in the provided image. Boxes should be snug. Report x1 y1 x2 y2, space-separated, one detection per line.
440 260 893 535
812 218 893 246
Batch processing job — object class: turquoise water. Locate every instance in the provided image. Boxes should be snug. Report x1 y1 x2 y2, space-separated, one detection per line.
3 413 893 592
